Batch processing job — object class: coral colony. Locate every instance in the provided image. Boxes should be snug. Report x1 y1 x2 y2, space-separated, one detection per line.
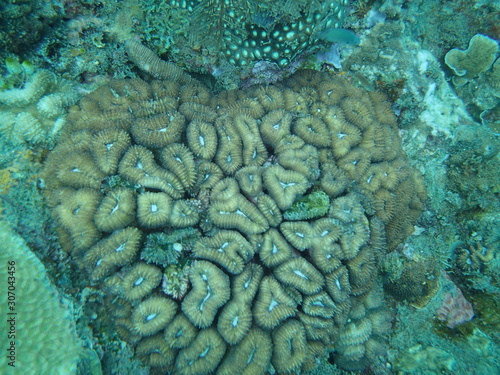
3 1 499 374
41 39 425 373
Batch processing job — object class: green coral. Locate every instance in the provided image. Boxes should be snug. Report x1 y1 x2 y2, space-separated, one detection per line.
141 228 201 267
0 57 35 91
0 220 81 374
283 190 330 221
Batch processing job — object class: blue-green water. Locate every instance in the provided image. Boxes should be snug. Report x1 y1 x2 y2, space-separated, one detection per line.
0 1 499 374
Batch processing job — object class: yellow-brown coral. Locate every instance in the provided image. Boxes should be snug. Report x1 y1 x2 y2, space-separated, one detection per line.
120 262 163 301
137 192 172 229
181 260 231 328
174 328 227 375
41 69 426 374
95 187 136 232
131 296 177 336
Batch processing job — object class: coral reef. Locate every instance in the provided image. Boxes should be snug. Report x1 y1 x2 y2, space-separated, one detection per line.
41 69 425 373
0 0 63 59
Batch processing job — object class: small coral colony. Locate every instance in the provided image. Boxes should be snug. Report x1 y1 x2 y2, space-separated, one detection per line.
41 55 425 373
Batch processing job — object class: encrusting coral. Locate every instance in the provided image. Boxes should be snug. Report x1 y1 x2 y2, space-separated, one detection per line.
41 68 426 373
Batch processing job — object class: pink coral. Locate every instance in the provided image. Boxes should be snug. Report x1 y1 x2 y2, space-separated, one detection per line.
436 285 474 328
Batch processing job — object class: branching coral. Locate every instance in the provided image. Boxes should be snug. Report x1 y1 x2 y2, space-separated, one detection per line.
41 69 425 373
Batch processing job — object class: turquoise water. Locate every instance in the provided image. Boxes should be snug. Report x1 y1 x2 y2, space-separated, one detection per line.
0 1 499 374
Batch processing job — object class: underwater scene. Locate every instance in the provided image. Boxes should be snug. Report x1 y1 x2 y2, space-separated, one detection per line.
0 0 499 374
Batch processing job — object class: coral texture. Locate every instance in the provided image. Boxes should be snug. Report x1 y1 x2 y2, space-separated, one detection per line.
42 69 425 373
0 68 78 145
445 34 499 86
383 258 440 308
0 221 80 374
436 285 475 329
133 0 349 67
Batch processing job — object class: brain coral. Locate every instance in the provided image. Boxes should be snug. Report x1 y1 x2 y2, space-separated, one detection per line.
41 69 425 373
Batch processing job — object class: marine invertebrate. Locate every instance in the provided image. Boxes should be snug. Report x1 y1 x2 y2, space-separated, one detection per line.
0 69 54 106
193 230 253 274
94 188 136 232
263 165 310 210
260 109 293 148
181 260 231 328
137 192 172 228
119 145 183 196
445 34 499 86
174 328 226 375
0 67 79 146
335 318 373 367
125 40 196 85
162 264 191 300
347 246 378 295
0 221 80 374
120 262 163 302
253 276 298 330
208 189 269 234
231 263 263 304
135 334 175 368
56 151 105 190
131 112 185 148
325 266 352 303
216 328 272 375
302 291 336 318
217 299 253 344
53 188 101 253
280 220 314 251
383 258 439 308
130 0 350 88
235 165 263 197
436 285 475 329
131 296 177 336
141 228 200 267
83 227 142 281
283 190 330 221
272 319 308 374
164 313 198 349
274 257 325 294
186 120 218 159
454 240 493 273
90 128 131 175
160 143 197 189
42 69 425 373
169 200 200 228
260 228 293 267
